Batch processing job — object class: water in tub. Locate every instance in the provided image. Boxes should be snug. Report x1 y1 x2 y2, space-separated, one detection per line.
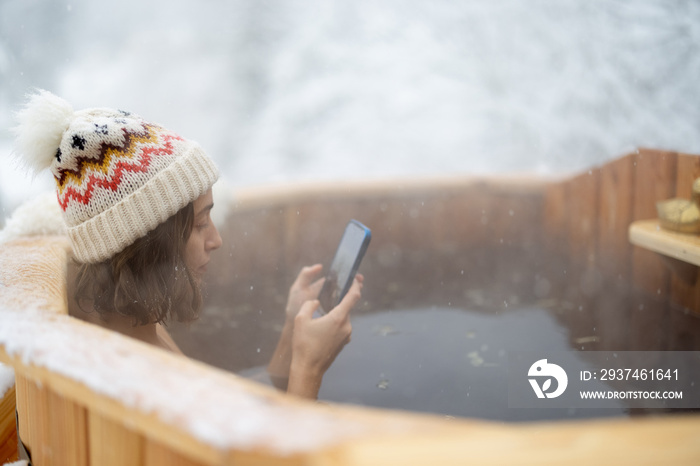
239 305 626 421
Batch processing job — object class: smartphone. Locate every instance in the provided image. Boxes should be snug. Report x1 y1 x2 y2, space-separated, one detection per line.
316 220 371 314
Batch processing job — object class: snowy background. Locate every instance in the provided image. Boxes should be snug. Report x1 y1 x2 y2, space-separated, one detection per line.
1 0 699 223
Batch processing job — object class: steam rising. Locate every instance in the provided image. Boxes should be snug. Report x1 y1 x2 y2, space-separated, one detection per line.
1 0 699 214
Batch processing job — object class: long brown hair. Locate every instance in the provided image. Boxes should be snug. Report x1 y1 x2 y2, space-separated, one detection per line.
73 202 202 325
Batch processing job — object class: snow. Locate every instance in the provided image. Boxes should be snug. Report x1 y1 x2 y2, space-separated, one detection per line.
0 192 65 244
0 238 413 454
0 307 385 453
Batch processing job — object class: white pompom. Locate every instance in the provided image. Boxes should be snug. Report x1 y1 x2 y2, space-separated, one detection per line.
12 89 74 174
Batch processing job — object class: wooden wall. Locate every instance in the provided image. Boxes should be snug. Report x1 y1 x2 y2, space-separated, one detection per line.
2 151 700 465
543 149 700 352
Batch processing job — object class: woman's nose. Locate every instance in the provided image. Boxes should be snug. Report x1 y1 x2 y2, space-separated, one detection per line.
207 224 223 251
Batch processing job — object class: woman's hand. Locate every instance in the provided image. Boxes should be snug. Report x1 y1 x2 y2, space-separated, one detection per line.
268 264 326 390
285 264 325 322
287 275 363 399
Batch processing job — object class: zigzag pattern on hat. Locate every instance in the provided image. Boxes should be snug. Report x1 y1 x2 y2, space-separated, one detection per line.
56 124 183 211
56 123 156 189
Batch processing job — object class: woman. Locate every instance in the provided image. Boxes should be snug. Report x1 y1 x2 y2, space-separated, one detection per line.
13 90 362 400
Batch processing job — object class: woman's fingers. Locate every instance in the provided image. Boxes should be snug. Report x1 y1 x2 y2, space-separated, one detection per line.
294 264 323 288
296 299 320 321
309 277 325 297
329 277 363 320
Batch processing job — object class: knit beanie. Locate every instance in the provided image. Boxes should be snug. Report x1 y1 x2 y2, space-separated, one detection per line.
12 90 220 264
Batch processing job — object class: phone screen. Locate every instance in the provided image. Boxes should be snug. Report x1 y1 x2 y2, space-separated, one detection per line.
317 220 371 314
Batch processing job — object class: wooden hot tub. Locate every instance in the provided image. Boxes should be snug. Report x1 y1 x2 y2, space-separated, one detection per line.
1 148 699 465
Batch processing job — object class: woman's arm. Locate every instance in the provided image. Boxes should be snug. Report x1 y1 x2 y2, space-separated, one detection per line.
267 319 295 390
267 265 325 390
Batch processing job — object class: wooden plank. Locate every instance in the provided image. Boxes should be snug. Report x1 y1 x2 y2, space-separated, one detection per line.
597 154 635 284
630 149 678 297
312 416 700 466
14 375 29 455
567 169 600 267
629 220 700 267
566 169 601 300
22 377 50 464
283 200 348 270
226 450 303 465
594 154 635 350
670 153 700 315
144 437 209 466
487 189 542 250
88 412 144 466
47 390 89 466
543 181 567 254
675 153 700 199
556 173 600 349
540 181 571 296
630 149 678 353
283 202 305 273
3 354 225 466
0 385 18 464
229 175 549 213
437 183 494 251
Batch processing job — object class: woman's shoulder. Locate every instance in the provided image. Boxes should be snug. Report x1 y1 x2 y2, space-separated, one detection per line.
156 324 184 355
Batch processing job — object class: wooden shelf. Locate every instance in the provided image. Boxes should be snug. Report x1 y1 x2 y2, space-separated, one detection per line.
629 219 700 267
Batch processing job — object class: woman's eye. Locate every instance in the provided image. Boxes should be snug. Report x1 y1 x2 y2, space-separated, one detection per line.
196 214 212 230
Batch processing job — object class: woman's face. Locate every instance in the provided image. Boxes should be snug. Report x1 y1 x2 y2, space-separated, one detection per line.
184 188 222 276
